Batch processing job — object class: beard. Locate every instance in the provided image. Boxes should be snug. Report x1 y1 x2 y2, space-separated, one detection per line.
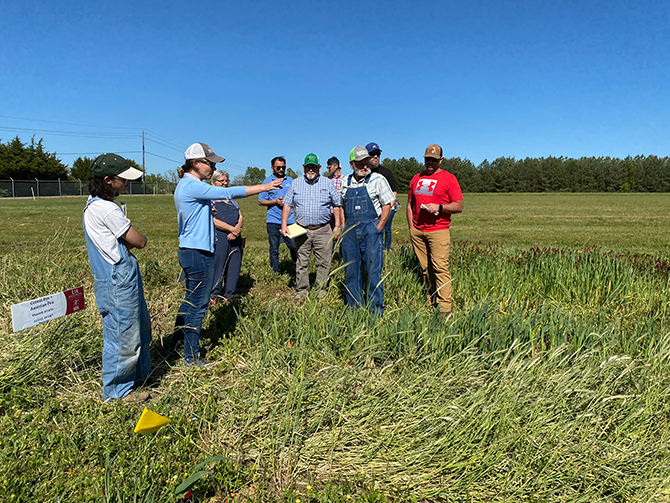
305 171 318 181
354 167 371 178
369 159 380 169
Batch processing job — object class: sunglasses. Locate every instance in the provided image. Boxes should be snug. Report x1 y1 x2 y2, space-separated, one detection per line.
199 159 215 168
425 157 441 164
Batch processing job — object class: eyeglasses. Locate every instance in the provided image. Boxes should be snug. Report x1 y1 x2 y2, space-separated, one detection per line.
425 157 441 164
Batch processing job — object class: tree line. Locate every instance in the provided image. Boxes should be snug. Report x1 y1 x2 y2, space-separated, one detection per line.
2 136 669 192
384 155 670 193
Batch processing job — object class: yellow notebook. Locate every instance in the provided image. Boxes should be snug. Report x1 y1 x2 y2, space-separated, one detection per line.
286 223 308 238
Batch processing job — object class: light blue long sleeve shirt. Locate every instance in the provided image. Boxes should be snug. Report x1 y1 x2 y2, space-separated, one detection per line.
174 173 247 252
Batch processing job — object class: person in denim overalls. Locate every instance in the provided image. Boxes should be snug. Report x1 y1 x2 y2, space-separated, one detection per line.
337 146 394 316
83 153 151 402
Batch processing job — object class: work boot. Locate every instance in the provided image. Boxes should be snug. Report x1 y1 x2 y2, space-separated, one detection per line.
121 391 151 403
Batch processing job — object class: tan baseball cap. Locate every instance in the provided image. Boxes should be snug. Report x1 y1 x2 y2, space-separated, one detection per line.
424 144 443 158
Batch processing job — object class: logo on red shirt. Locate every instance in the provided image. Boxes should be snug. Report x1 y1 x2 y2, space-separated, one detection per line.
415 179 436 195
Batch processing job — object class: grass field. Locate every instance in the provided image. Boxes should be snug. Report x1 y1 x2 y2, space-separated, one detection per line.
1 193 670 502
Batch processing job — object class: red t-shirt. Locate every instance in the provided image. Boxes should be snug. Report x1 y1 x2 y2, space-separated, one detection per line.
408 169 463 231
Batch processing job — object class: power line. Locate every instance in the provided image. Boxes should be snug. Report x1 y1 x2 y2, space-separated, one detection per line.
143 130 186 150
146 151 182 164
144 136 184 153
0 126 138 139
58 150 143 155
0 114 140 130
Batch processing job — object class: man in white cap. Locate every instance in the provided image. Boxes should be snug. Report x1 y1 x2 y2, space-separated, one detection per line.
337 146 394 316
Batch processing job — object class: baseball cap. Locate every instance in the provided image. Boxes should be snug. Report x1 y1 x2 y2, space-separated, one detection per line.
349 146 370 162
184 142 225 163
303 153 320 166
91 153 143 180
365 142 381 153
424 144 443 158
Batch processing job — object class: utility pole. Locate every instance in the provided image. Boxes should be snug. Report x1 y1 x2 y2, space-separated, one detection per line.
142 130 146 193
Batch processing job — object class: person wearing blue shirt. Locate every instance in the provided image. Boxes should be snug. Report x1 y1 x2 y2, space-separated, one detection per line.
172 143 281 367
258 156 297 273
281 153 342 300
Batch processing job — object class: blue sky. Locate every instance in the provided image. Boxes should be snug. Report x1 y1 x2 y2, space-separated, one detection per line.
1 0 668 178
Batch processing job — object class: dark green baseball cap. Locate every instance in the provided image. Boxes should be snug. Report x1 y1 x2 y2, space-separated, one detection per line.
91 153 143 180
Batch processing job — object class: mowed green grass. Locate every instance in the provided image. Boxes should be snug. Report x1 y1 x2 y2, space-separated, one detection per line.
1 193 670 502
2 192 670 254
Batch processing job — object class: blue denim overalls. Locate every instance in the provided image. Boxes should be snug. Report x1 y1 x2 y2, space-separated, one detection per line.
83 197 152 401
340 175 384 316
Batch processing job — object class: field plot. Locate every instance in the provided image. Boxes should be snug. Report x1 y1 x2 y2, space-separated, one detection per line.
1 193 669 502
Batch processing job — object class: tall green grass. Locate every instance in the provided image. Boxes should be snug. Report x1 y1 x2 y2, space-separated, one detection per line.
1 196 670 501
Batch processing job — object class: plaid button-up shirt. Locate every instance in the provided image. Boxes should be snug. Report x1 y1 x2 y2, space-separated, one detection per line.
284 175 342 227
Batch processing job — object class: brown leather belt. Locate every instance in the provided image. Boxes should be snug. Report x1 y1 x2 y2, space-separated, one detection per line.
303 223 328 230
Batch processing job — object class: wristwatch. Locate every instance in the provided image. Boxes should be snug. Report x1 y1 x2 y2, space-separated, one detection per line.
438 204 443 213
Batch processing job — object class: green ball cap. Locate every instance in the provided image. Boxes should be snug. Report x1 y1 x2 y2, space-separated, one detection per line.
91 153 143 180
303 153 320 166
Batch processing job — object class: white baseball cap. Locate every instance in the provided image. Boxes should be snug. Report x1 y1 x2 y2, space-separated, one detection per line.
184 142 225 163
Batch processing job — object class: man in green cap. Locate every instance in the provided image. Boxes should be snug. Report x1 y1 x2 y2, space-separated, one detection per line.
281 154 342 300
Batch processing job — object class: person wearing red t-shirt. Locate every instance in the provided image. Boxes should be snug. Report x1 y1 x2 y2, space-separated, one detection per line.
407 144 464 316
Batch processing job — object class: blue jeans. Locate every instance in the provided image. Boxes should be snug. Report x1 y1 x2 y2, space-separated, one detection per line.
173 248 215 359
267 222 297 273
340 220 384 316
382 207 397 251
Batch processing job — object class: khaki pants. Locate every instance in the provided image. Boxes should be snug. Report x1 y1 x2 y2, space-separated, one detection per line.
294 224 334 298
409 227 452 313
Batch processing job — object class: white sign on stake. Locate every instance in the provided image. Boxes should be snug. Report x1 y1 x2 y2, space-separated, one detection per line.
11 287 86 332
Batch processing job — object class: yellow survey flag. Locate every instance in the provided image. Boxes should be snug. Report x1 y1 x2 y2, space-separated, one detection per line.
134 407 171 434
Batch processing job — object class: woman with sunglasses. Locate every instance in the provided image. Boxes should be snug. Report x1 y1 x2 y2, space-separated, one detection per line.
210 169 244 305
172 143 281 366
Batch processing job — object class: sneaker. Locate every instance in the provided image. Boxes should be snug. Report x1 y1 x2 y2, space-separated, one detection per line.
184 355 214 368
121 391 151 403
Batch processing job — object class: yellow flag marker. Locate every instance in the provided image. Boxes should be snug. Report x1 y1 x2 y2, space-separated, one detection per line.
134 407 171 434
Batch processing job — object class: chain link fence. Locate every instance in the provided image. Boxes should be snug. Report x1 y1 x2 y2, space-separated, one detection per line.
0 179 177 198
